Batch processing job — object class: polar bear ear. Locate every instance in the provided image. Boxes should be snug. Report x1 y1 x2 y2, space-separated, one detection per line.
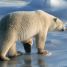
53 18 57 22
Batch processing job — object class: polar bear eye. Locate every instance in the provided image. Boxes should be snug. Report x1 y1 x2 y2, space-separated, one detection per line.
53 18 57 22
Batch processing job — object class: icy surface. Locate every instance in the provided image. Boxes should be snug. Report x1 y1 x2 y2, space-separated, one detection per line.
0 0 67 67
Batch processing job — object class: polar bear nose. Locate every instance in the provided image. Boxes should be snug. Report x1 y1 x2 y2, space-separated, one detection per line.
61 28 64 31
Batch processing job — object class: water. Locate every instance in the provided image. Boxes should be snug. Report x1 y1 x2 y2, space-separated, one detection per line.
0 0 67 67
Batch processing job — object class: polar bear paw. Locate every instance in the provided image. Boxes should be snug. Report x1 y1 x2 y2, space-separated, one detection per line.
38 49 49 56
8 51 23 58
14 51 23 56
0 56 10 61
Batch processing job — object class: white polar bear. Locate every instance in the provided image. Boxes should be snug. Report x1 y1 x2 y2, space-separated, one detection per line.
0 10 64 61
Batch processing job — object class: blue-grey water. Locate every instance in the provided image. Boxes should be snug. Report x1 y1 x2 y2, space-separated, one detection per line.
0 0 67 67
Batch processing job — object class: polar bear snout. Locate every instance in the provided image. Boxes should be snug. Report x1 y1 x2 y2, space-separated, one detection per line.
60 28 65 31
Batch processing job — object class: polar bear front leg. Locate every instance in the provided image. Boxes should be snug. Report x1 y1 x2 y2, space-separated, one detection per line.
22 39 32 54
36 31 48 55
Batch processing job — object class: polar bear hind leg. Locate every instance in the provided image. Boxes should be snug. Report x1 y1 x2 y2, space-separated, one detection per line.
0 31 17 61
8 43 23 58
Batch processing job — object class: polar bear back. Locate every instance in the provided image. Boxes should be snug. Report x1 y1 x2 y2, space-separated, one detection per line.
0 10 55 41
0 10 44 41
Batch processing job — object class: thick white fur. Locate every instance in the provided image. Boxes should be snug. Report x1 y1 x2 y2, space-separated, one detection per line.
0 10 64 60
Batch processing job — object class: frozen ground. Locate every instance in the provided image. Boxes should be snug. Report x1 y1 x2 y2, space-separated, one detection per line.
0 0 67 67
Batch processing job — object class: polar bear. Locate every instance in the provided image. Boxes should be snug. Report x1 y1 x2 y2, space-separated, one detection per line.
0 10 64 61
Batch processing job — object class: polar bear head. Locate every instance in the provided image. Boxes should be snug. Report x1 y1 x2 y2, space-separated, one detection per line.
49 17 65 32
